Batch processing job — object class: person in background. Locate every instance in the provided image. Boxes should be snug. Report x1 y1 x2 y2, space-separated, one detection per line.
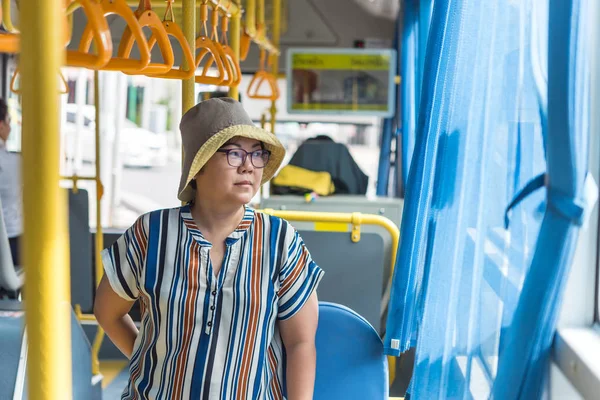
0 97 22 266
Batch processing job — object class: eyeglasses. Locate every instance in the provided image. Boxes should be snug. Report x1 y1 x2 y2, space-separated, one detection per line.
216 148 271 168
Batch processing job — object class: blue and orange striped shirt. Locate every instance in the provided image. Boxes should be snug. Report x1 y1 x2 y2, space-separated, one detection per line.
101 205 324 399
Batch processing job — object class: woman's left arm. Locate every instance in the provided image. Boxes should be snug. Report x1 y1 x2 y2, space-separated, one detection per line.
279 292 319 400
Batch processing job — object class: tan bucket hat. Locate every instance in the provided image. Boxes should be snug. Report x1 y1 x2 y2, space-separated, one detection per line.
177 97 286 202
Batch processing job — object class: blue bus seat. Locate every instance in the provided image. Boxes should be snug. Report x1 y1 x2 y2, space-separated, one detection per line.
314 302 389 400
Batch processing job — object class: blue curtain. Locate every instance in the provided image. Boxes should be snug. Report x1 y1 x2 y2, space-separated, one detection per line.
385 0 591 397
382 0 594 397
493 0 591 398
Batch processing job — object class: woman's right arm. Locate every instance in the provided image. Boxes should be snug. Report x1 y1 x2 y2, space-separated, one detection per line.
94 274 138 359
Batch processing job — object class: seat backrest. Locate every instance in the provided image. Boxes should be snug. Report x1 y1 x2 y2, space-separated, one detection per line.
314 302 388 400
299 230 386 333
68 188 94 313
0 196 23 292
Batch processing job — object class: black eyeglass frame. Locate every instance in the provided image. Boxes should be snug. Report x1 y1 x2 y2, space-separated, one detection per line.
216 148 271 168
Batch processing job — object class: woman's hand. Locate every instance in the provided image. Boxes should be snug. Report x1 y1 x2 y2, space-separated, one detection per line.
279 292 319 400
94 274 138 358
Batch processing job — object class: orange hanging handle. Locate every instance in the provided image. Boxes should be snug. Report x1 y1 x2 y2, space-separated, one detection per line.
239 28 251 61
66 0 113 69
145 0 194 80
0 0 76 56
0 0 17 53
0 32 18 54
78 0 150 72
198 4 240 87
119 0 174 75
11 67 69 95
219 11 242 86
195 0 226 85
208 5 233 86
247 49 279 100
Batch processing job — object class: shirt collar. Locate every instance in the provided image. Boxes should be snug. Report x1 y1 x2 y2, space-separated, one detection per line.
180 204 255 246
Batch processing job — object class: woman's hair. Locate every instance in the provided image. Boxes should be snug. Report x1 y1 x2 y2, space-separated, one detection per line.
0 98 8 123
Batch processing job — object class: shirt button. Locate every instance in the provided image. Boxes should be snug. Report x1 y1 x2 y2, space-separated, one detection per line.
212 291 217 295
210 306 215 310
207 321 212 326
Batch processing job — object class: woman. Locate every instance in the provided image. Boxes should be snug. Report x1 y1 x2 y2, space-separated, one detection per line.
94 97 324 400
0 97 21 267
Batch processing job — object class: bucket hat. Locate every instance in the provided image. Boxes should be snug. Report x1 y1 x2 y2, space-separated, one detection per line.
177 97 285 202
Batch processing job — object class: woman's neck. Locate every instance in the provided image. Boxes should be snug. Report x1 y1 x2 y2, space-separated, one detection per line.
190 199 245 237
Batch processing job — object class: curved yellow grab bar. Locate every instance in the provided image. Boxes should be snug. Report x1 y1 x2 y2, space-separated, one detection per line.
145 0 195 80
195 2 226 85
79 0 150 73
1 0 17 33
119 0 174 75
66 0 114 69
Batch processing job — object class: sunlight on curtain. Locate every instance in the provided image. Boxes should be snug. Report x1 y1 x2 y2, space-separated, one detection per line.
385 0 552 397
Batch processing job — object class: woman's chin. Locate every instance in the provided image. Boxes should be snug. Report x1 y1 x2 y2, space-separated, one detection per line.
230 192 257 205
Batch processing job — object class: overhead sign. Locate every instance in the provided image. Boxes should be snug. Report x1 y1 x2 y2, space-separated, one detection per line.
286 48 397 117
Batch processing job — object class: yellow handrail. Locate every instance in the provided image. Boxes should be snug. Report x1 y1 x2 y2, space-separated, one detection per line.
269 0 281 131
259 209 399 386
260 209 399 275
2 0 18 33
182 0 195 112
90 70 105 376
62 75 105 377
21 0 73 398
127 0 239 15
243 0 278 54
227 2 241 99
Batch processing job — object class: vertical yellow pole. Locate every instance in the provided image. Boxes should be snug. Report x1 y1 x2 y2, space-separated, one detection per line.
182 0 196 204
182 0 196 114
228 4 241 100
91 70 104 375
246 0 256 37
269 0 281 132
257 0 265 31
21 0 73 398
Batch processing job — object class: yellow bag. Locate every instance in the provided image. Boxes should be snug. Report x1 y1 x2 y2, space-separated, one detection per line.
271 165 335 196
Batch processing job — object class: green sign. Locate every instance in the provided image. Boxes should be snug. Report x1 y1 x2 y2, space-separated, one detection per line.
286 48 397 117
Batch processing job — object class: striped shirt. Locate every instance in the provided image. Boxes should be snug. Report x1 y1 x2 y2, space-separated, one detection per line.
102 205 324 399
